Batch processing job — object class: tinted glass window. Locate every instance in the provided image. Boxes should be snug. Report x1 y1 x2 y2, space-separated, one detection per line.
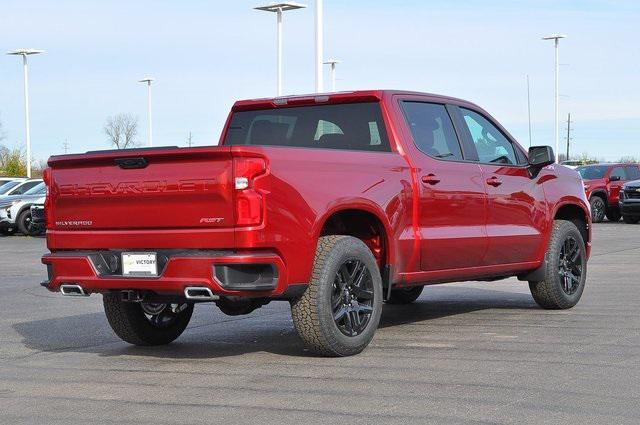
576 165 607 180
225 103 390 152
626 166 640 180
401 102 463 160
11 181 40 195
0 181 20 195
24 182 46 195
610 167 627 180
461 108 518 165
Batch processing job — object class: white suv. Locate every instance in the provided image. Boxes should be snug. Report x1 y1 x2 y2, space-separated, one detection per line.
0 182 46 236
0 179 42 199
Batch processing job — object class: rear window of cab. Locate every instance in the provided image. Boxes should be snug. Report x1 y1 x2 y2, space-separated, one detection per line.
224 102 391 152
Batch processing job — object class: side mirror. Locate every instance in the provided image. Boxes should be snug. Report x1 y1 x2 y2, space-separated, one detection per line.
528 146 555 168
609 175 621 182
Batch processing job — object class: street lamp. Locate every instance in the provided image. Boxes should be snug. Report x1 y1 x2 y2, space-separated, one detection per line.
323 59 340 91
138 77 154 147
315 0 323 93
255 2 307 96
542 34 567 163
7 48 44 178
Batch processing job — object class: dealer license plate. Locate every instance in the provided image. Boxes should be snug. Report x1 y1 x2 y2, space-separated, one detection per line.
122 252 158 276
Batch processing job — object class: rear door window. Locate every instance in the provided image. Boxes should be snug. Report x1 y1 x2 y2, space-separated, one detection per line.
400 102 464 161
225 102 391 152
10 180 41 195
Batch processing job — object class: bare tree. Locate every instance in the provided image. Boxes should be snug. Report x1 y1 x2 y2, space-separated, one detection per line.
619 156 638 164
104 113 139 149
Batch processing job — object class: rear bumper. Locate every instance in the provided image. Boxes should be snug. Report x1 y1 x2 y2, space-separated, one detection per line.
41 249 297 298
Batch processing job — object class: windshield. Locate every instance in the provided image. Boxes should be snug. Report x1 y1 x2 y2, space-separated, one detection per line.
576 166 608 180
0 181 20 195
23 182 46 195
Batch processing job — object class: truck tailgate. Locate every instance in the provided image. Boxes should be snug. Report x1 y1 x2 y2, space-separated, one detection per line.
48 147 234 230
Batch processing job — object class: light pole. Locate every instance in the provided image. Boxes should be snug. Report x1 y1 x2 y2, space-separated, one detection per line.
255 2 307 96
542 34 566 163
526 74 532 147
138 77 154 146
7 48 44 178
315 0 323 92
323 59 339 91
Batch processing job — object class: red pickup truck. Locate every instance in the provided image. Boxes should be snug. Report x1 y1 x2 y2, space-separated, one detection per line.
576 163 640 222
41 90 591 356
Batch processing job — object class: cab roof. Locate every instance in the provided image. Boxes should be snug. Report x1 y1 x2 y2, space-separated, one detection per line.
232 89 478 112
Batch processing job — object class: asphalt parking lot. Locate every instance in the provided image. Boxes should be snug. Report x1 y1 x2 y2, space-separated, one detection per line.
1 222 639 424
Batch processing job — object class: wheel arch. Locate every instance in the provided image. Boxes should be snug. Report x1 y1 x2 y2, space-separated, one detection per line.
589 189 607 203
314 202 394 270
553 202 590 245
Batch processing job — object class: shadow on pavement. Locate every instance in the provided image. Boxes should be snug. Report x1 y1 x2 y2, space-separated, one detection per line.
13 286 537 359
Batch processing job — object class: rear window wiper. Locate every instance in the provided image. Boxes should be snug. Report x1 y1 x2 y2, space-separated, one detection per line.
435 152 455 158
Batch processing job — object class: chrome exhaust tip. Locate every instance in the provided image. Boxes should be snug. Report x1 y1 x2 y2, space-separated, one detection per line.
184 286 219 301
60 284 89 297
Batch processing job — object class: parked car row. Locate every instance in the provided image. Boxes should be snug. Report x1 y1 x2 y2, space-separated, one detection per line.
575 163 640 224
0 178 45 236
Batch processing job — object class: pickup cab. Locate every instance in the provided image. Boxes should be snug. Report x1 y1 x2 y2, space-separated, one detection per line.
41 90 591 356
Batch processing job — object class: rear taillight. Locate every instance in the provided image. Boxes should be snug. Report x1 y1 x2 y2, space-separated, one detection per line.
233 157 266 226
42 167 54 229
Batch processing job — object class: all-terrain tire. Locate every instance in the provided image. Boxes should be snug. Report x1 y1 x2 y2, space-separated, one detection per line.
589 197 605 223
529 220 587 309
605 208 621 222
290 235 383 357
623 215 640 224
385 285 424 304
103 293 194 346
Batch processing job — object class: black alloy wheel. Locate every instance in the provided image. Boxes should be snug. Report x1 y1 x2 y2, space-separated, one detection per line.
558 236 583 295
589 197 605 223
331 259 375 337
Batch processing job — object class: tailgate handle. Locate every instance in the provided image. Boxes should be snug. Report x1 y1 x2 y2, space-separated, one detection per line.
115 157 148 169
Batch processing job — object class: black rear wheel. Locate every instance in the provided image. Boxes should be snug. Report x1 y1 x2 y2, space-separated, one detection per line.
623 215 640 224
291 235 383 356
589 197 605 223
103 293 194 345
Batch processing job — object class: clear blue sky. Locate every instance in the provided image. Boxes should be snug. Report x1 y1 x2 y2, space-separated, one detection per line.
0 0 638 161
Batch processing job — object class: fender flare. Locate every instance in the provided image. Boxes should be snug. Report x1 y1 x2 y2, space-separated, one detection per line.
312 199 395 266
588 189 608 203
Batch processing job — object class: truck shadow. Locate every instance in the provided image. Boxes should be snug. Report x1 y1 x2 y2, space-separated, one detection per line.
13 286 538 359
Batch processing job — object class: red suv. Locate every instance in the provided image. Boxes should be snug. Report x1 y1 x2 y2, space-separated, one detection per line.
41 90 591 356
577 163 640 222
